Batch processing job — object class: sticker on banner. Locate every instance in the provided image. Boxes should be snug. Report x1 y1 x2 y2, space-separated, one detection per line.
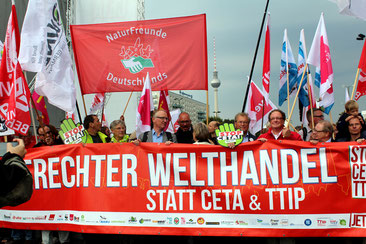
58 118 87 144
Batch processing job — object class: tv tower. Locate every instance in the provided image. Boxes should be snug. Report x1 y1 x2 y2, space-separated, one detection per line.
211 37 221 117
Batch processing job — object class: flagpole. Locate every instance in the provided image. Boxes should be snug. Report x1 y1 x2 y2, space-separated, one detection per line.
122 91 134 116
241 0 270 112
82 95 88 116
206 90 209 125
29 105 38 144
351 68 360 99
285 31 291 116
307 71 315 130
287 63 308 127
261 96 265 132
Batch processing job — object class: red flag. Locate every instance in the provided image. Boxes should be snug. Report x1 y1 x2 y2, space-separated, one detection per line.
136 73 154 137
70 14 207 94
355 39 366 101
245 81 277 134
158 88 171 131
262 13 270 99
0 4 31 135
32 91 49 125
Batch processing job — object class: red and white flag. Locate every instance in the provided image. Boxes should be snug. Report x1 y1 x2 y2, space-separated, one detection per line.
168 109 181 133
262 13 270 100
307 13 334 114
245 81 277 134
136 73 154 137
89 93 105 114
0 3 31 135
355 39 366 101
101 112 108 127
158 88 171 131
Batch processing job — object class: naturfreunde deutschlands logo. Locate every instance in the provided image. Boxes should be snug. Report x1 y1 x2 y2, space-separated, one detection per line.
120 37 154 74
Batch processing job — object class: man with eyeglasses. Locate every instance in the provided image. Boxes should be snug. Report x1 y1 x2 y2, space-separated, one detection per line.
336 115 366 143
175 112 194 143
137 110 177 143
299 108 324 141
310 120 333 144
258 109 302 141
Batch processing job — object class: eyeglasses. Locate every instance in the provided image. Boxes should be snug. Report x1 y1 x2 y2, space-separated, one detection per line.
237 121 249 124
156 116 169 121
270 117 284 121
179 120 190 124
314 115 324 118
313 129 326 133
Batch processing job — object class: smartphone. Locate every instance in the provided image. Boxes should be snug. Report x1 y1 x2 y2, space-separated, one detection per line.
0 142 19 156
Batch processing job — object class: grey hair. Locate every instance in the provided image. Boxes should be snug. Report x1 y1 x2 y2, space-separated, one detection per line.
110 120 126 130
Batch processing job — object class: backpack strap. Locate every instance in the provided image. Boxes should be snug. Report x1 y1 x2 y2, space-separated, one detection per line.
142 131 149 142
166 132 173 142
302 127 307 141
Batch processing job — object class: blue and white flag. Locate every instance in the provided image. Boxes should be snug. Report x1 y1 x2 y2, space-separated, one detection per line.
279 29 298 106
297 29 310 107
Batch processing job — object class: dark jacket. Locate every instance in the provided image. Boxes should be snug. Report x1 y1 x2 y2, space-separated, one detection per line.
0 152 33 208
175 127 194 144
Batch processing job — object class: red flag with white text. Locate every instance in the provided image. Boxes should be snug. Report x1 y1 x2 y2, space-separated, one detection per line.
245 81 277 134
70 14 207 94
0 4 31 135
355 39 366 101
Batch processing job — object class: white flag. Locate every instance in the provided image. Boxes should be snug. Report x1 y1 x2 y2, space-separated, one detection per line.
19 0 76 113
136 73 154 137
89 93 105 114
166 109 181 133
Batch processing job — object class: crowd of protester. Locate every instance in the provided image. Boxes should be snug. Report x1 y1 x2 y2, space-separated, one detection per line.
1 99 366 243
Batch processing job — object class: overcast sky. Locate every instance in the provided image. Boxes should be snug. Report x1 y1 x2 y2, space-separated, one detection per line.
145 0 366 125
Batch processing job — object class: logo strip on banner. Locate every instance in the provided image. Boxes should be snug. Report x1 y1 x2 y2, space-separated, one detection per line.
1 142 365 236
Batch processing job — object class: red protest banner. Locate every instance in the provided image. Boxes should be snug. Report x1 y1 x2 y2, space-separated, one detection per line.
70 14 208 94
2 141 366 237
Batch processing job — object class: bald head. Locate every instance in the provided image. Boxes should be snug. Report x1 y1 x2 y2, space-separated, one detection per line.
178 112 192 131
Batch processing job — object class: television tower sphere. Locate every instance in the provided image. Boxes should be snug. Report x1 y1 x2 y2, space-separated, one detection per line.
211 71 221 88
